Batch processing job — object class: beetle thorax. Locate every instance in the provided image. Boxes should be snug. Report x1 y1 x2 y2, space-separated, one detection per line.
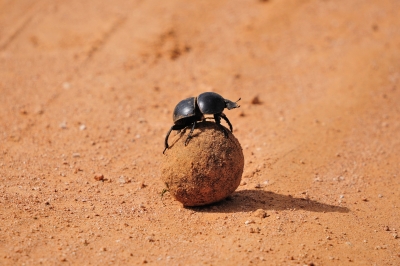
197 92 226 115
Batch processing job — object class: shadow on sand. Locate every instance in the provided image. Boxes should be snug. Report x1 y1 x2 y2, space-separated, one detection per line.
188 189 350 214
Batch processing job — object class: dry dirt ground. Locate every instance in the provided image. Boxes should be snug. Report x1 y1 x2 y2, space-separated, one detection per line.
1 0 400 265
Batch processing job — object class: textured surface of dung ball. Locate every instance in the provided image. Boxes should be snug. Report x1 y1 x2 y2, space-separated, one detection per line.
162 121 244 206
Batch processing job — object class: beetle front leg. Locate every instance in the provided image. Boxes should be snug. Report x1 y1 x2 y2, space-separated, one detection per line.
214 114 229 137
220 113 233 132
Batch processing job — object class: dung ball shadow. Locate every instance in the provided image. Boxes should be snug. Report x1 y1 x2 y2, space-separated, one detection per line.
189 189 350 214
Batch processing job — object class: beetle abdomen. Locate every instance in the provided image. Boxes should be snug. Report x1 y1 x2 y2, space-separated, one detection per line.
173 97 197 123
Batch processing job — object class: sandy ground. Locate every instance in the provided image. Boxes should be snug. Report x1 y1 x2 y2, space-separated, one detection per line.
1 0 400 265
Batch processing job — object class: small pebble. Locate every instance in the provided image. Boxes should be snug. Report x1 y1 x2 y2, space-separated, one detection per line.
252 209 268 218
251 96 262 104
146 236 155 242
94 174 104 181
119 176 126 184
345 242 352 246
384 225 390 231
59 121 67 129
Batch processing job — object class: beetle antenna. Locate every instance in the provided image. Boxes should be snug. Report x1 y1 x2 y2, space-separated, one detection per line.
225 98 241 110
236 98 241 107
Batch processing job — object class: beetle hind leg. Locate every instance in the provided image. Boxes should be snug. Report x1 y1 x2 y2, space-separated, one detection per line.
163 126 174 154
163 124 185 154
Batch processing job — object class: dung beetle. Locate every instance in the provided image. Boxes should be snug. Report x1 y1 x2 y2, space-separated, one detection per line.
163 92 240 154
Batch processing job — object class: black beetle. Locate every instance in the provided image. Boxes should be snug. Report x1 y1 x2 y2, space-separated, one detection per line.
163 92 240 153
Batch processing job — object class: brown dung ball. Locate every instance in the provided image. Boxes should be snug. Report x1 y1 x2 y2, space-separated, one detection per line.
161 121 244 206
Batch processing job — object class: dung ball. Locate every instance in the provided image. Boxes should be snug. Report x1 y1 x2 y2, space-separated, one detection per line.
161 121 244 206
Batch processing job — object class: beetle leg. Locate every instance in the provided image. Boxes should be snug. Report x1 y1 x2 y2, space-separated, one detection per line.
214 114 229 137
185 121 197 146
220 113 233 132
163 126 174 154
163 124 185 154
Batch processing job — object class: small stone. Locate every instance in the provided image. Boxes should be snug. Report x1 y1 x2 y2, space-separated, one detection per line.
72 153 80 158
384 225 390 231
139 182 147 189
94 174 104 181
119 176 126 184
251 96 262 104
252 209 268 218
245 220 255 225
19 108 28 115
35 106 44 115
59 121 67 129
146 236 155 242
79 124 86 131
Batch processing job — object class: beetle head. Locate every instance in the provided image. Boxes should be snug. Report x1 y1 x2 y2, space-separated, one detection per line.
225 98 241 110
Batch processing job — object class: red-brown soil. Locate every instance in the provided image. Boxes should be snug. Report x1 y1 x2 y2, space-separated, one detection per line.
1 0 400 265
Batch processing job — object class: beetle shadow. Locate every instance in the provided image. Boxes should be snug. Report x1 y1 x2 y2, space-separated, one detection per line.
187 189 350 214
